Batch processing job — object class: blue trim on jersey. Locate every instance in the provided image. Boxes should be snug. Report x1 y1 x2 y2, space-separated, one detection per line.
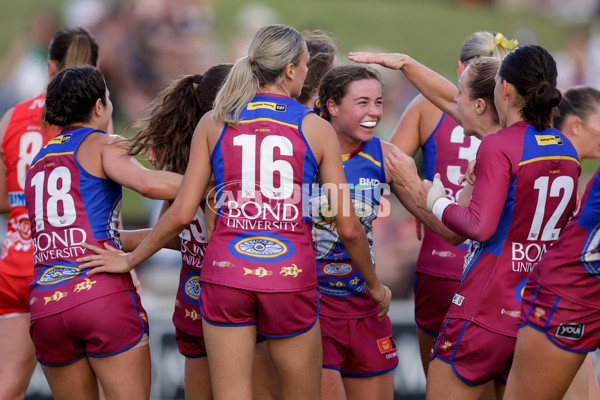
578 172 600 279
210 124 228 218
481 175 517 257
422 113 446 181
520 125 579 165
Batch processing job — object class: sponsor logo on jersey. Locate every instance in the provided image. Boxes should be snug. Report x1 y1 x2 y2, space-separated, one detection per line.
48 134 72 145
8 192 26 207
323 262 352 276
183 273 201 301
535 135 563 146
556 323 585 340
247 101 286 112
236 236 287 258
377 336 397 353
452 293 465 306
37 266 80 285
357 177 381 187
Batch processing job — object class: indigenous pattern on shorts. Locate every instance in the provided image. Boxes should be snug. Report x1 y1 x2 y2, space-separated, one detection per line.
417 113 476 279
201 94 318 292
25 127 132 319
174 206 208 337
310 137 386 318
531 167 600 308
1 94 59 278
442 122 580 337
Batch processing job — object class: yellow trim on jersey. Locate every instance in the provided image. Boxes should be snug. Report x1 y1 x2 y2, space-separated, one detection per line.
30 151 74 169
518 155 580 166
358 152 382 167
341 151 382 167
239 118 298 129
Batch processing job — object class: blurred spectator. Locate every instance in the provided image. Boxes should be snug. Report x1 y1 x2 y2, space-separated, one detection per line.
230 3 279 59
0 7 58 113
63 0 221 121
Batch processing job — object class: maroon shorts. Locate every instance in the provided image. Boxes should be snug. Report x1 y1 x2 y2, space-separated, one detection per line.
520 281 600 352
175 328 207 358
414 272 460 336
200 283 319 338
30 290 149 366
431 317 515 385
0 272 30 315
321 314 398 377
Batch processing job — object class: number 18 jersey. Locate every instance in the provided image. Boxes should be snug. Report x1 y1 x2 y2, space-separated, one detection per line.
201 94 318 292
24 127 131 320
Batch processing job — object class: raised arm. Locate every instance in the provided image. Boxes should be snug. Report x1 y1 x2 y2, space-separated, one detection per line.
390 94 443 156
349 52 462 125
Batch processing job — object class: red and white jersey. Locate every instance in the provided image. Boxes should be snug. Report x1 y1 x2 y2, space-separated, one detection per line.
200 94 318 292
1 94 58 277
417 113 479 279
441 122 580 337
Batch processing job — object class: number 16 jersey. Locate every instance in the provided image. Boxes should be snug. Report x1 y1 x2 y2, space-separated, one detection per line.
201 94 318 293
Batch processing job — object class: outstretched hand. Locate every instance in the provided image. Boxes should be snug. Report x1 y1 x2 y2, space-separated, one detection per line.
348 52 410 70
77 242 133 276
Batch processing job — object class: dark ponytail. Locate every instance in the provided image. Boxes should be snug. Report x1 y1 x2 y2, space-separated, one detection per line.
499 45 561 130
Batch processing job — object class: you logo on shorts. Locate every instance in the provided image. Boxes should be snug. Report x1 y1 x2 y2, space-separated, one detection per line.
555 323 585 340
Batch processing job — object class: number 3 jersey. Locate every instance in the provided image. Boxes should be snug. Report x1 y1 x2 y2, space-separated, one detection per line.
440 121 580 337
310 137 386 318
1 94 59 278
201 94 318 292
24 127 132 319
417 114 478 279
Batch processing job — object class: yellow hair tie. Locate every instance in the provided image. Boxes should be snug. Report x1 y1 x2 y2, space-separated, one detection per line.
493 32 518 51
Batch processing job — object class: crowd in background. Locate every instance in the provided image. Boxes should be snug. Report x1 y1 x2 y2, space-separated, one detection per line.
1 0 599 301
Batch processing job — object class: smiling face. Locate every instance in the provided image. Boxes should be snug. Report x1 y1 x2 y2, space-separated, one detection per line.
328 78 383 152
